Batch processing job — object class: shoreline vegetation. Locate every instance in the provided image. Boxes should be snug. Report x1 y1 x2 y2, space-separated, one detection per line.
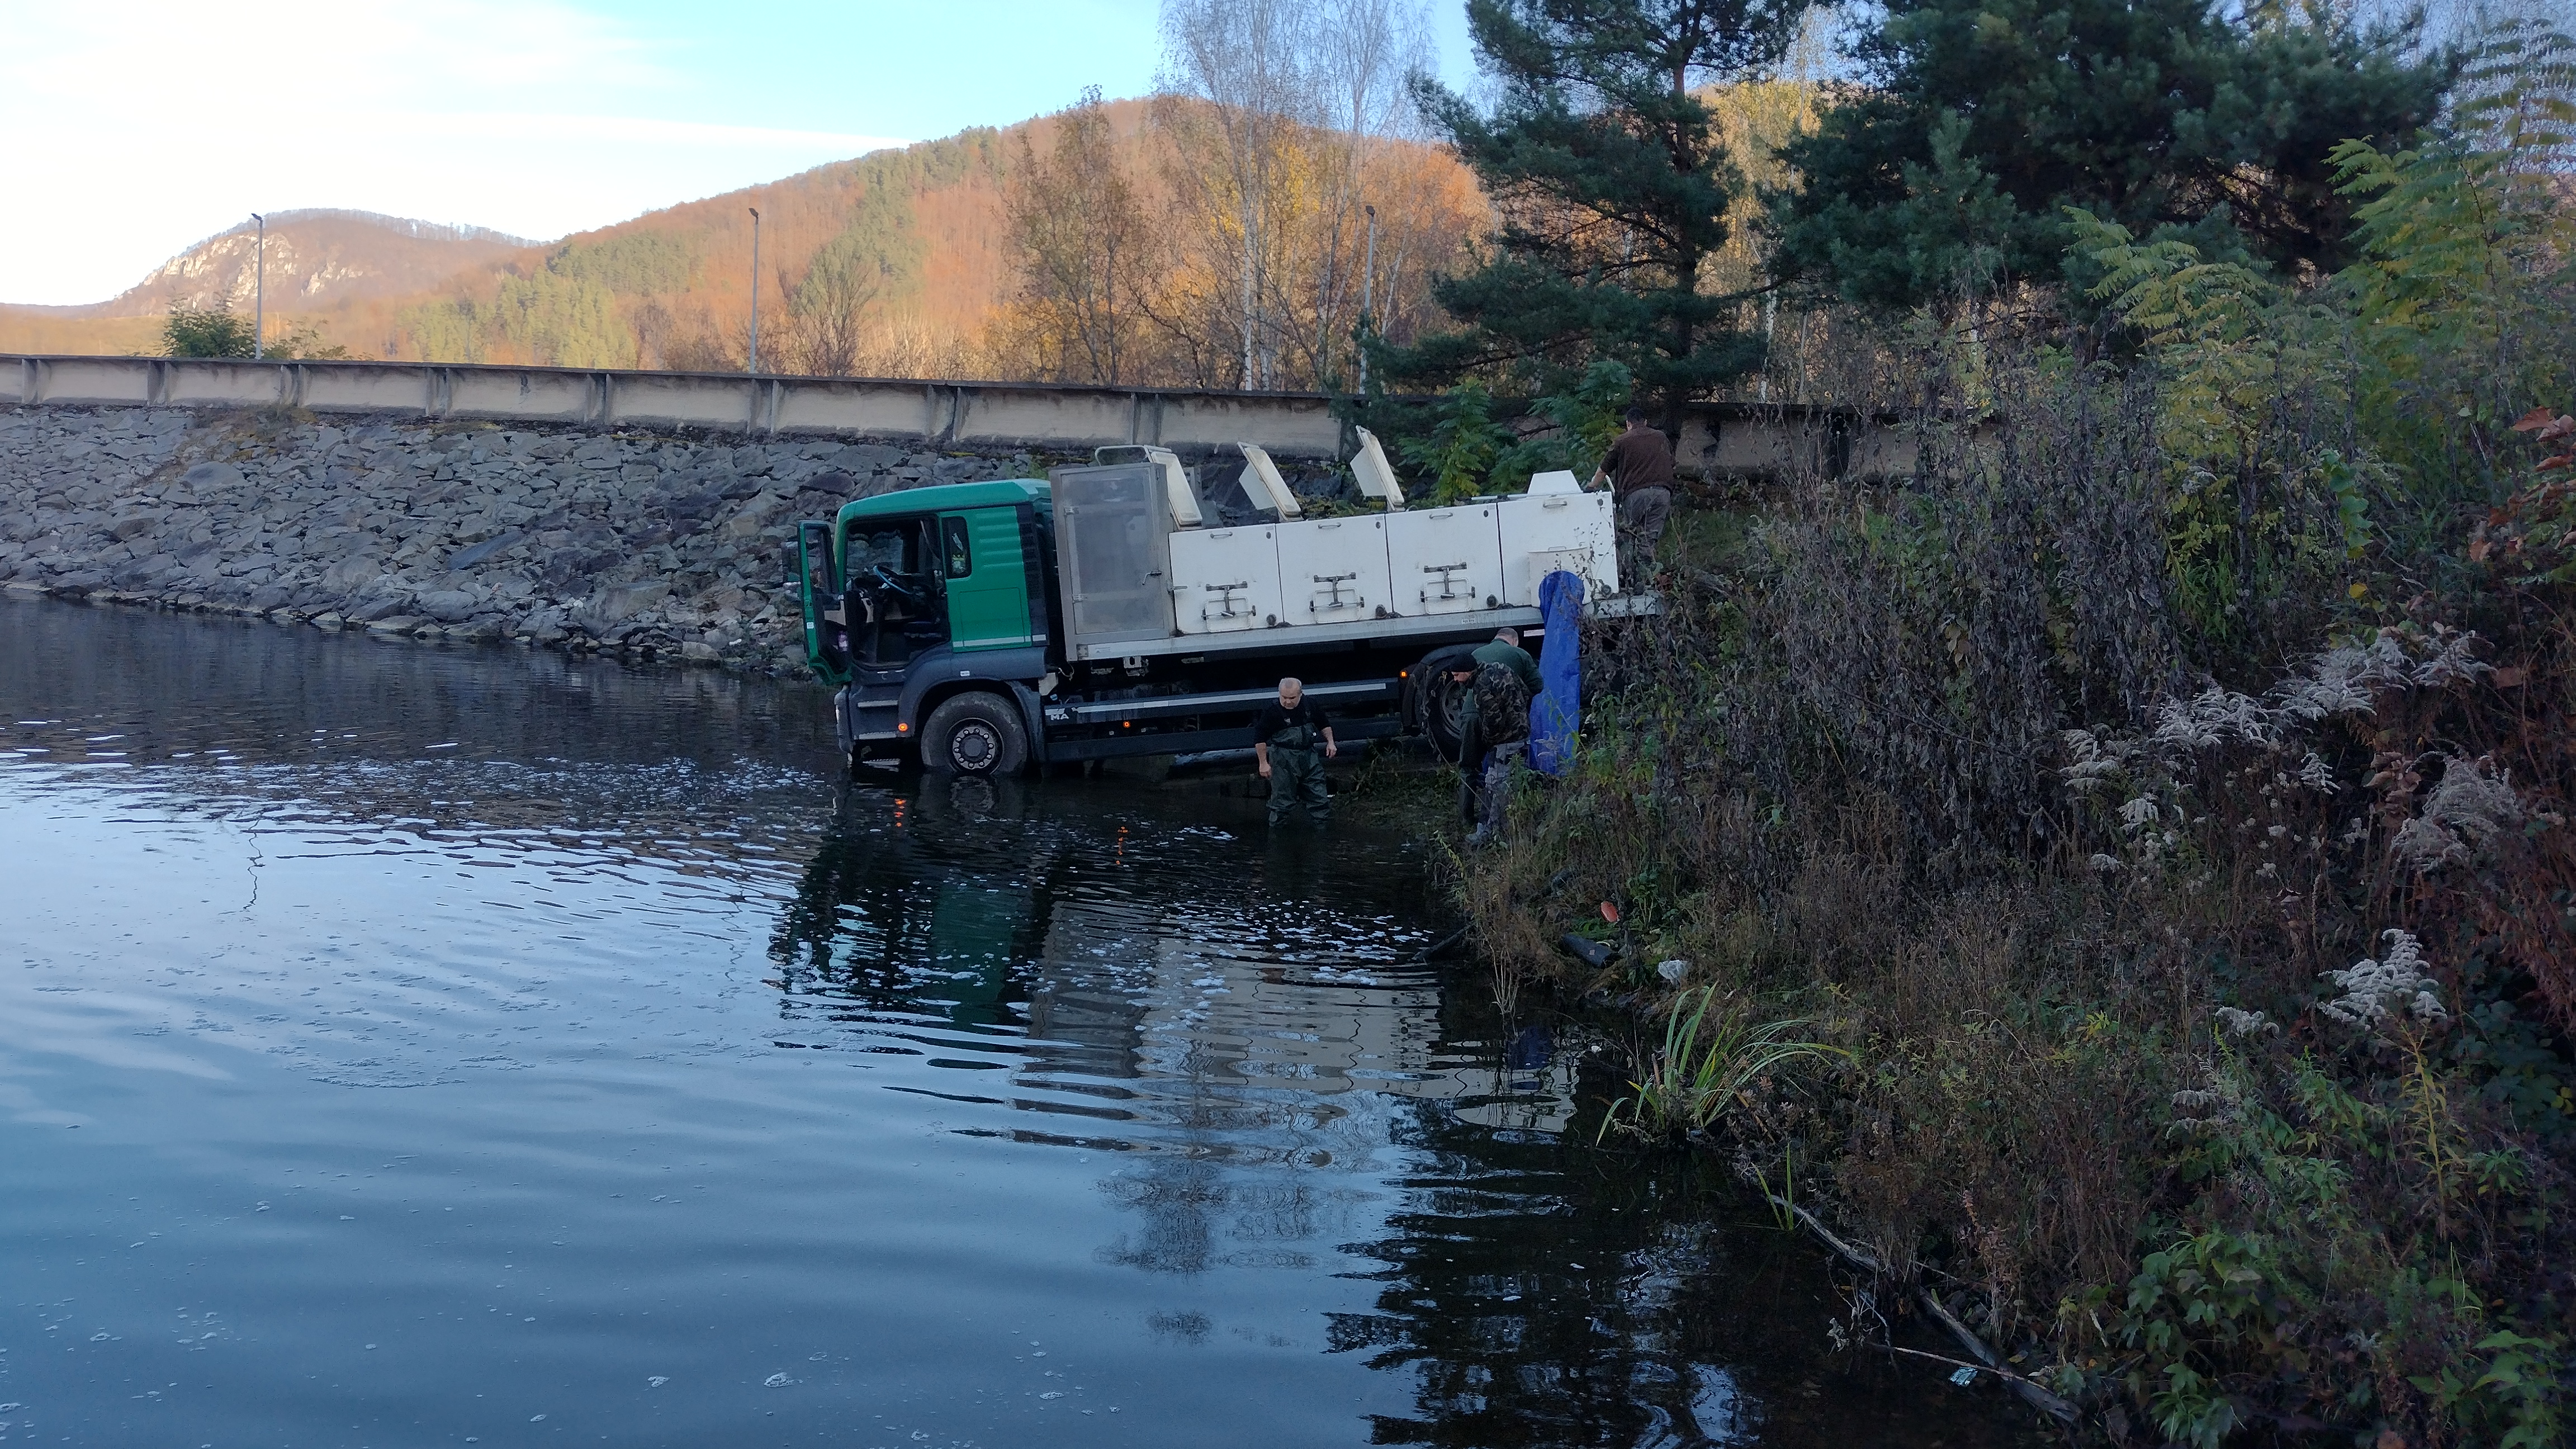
1436 55 2575 1449
1460 368 2573 1442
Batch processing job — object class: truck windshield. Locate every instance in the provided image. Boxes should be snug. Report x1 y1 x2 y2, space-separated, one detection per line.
847 525 920 577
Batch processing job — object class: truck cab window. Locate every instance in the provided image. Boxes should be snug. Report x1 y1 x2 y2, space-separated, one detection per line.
850 527 917 577
943 517 973 579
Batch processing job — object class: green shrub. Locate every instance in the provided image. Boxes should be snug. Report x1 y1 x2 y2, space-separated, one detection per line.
162 306 257 358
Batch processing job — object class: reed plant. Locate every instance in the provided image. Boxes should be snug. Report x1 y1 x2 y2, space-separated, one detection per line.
1598 987 1843 1140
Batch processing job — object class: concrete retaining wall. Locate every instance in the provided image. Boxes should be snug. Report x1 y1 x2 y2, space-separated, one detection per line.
0 355 1358 459
0 354 1886 481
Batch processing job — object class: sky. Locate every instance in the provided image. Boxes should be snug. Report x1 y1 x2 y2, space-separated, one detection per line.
0 0 1479 307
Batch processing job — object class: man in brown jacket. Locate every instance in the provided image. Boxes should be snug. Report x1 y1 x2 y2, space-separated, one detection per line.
1590 405 1674 577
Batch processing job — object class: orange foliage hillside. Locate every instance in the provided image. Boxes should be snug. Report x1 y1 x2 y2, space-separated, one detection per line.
1 99 1486 391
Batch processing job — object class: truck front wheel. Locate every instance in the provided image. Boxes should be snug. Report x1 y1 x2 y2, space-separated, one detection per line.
921 692 1029 776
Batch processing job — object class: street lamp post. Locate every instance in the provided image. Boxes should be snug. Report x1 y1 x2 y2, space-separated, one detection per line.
250 213 266 360
747 207 762 375
1357 204 1376 393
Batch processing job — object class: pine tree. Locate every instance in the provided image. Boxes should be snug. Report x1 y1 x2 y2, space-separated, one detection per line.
1381 0 1815 412
1770 0 2454 314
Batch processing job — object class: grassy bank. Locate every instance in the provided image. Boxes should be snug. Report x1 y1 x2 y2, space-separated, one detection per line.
1456 339 2574 1442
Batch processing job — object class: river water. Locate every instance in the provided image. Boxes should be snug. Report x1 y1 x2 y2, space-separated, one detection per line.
0 598 2026 1448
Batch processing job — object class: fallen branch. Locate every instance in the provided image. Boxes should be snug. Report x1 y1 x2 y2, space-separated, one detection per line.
1883 1343 2067 1395
1913 1291 2079 1423
1735 1166 2080 1426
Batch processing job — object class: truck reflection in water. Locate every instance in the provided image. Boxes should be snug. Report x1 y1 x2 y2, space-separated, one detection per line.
768 777 1052 1036
763 772 1480 1128
761 780 2015 1449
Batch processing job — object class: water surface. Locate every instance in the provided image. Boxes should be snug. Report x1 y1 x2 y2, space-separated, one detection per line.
0 598 2024 1447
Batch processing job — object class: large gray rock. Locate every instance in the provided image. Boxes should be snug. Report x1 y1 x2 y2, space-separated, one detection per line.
320 554 381 592
579 581 669 626
446 531 525 570
414 589 481 623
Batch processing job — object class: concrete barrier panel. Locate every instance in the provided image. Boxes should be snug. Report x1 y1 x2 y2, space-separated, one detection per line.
448 368 595 422
952 386 1136 449
1847 427 1917 480
164 361 290 408
1156 394 1342 458
774 380 934 438
609 373 758 430
301 363 435 414
0 353 1860 481
36 357 154 406
1673 417 1719 474
1704 415 1798 475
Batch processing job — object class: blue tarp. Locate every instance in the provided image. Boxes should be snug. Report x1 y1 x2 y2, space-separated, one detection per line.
1530 570 1584 775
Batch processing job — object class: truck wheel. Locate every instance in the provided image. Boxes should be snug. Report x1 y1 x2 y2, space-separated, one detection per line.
921 692 1029 776
1415 647 1478 762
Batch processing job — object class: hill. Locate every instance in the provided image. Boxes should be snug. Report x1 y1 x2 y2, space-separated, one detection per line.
77 210 539 317
0 212 542 357
0 98 1484 391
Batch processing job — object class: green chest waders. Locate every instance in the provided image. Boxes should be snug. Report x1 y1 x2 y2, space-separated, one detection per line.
1267 724 1328 825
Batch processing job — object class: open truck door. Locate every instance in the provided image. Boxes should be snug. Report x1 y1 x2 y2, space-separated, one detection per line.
795 520 850 686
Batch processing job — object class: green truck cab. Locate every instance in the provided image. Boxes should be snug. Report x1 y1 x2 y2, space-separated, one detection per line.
797 479 1055 774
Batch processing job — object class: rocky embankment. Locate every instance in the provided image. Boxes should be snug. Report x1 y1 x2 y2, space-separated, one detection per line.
0 405 1056 670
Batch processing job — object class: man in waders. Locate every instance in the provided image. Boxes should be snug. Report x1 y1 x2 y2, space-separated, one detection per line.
1453 627 1541 848
1589 405 1675 580
1254 677 1337 827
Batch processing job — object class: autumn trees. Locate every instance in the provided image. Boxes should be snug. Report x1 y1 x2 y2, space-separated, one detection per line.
998 91 1158 384
989 0 1480 391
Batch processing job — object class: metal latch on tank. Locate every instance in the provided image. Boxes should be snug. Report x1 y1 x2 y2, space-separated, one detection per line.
1418 561 1472 602
1197 579 1257 621
1308 571 1363 613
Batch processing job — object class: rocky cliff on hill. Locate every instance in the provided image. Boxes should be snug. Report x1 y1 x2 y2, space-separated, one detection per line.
0 405 1050 670
82 211 543 317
